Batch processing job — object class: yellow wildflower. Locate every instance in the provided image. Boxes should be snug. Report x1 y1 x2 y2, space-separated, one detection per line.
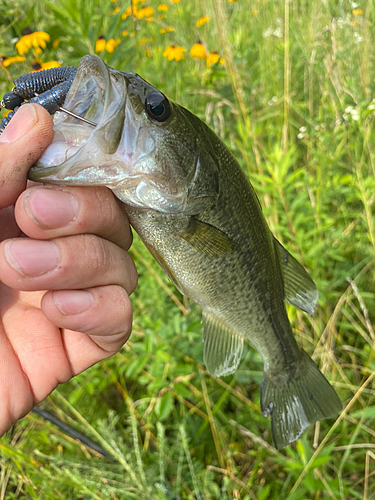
162 45 185 61
251 8 259 15
106 38 121 53
34 47 43 55
112 6 120 14
136 6 154 18
16 29 50 56
122 5 138 19
139 38 148 45
160 27 174 33
172 0 180 3
206 51 225 68
1 55 26 67
95 36 106 52
121 30 128 37
32 60 61 72
40 61 61 70
158 4 168 11
52 39 60 48
190 42 207 60
352 8 363 15
196 16 209 28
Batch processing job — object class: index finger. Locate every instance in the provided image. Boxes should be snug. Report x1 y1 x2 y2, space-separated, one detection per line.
0 104 54 210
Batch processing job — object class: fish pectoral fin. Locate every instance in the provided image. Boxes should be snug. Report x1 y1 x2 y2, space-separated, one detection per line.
178 218 234 258
274 237 318 314
203 313 244 377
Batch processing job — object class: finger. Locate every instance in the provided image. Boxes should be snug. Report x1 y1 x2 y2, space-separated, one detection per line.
0 234 138 294
0 104 54 210
41 285 132 358
15 185 132 250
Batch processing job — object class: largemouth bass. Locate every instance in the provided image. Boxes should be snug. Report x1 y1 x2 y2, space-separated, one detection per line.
26 55 341 448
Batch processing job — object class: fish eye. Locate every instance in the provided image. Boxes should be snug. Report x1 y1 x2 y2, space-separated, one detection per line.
145 92 171 122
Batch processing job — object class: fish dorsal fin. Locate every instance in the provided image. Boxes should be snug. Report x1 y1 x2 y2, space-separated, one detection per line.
179 218 234 258
203 313 244 377
274 237 318 315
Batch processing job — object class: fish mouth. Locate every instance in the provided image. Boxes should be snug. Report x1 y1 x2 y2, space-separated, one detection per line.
27 54 189 213
28 55 128 186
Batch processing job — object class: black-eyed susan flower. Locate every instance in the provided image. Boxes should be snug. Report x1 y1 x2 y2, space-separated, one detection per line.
15 28 50 56
352 8 364 15
121 30 128 37
196 16 209 27
1 55 26 67
136 6 155 19
162 45 186 61
158 3 168 11
206 51 225 68
190 41 207 60
32 60 61 72
95 35 106 52
106 38 121 53
160 27 174 33
172 0 180 3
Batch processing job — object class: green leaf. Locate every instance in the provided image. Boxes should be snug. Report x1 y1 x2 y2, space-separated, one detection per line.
125 353 149 378
173 383 192 399
351 406 375 419
155 392 174 421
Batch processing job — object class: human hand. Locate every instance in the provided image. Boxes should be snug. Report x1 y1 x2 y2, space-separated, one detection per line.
0 104 137 436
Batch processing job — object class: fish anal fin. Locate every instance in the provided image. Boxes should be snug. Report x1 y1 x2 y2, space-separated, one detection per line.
274 237 318 314
260 349 342 449
203 313 244 377
179 218 234 258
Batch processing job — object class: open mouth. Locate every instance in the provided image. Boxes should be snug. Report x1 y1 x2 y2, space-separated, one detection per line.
28 55 127 185
27 55 189 213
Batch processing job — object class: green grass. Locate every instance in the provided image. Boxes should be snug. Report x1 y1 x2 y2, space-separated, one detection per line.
1 0 375 498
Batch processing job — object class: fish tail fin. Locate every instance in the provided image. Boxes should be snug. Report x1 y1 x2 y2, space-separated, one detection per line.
260 350 341 449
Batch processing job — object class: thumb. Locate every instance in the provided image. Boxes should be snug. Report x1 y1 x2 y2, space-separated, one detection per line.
0 104 54 210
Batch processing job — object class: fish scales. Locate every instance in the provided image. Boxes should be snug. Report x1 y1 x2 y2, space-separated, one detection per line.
3 54 341 448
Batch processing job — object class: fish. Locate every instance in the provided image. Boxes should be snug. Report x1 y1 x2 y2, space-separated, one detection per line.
27 54 341 448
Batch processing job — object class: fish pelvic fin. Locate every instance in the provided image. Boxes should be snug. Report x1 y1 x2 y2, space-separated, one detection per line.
203 313 244 377
260 349 341 449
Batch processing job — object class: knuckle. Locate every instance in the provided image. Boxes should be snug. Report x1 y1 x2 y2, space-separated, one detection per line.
81 234 112 276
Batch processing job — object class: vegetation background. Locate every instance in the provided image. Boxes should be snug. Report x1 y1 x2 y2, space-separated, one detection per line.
1 0 375 498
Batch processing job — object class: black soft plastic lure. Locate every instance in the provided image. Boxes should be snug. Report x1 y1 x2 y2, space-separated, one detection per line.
0 66 77 133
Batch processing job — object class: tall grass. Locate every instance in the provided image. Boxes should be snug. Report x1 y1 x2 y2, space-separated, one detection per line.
1 0 375 498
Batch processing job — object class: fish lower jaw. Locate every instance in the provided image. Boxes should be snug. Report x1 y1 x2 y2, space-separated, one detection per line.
36 141 81 168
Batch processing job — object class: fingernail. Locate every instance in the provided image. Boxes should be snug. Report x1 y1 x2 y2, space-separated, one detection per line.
25 188 79 229
0 105 38 143
4 239 60 277
53 290 93 315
